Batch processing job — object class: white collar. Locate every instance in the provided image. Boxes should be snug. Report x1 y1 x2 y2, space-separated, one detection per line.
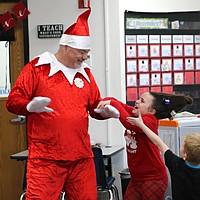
35 51 91 85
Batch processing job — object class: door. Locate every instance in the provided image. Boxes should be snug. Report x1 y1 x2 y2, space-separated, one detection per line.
0 1 28 200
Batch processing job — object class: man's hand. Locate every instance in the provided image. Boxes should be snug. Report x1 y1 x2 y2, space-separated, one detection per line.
26 97 54 113
94 105 120 118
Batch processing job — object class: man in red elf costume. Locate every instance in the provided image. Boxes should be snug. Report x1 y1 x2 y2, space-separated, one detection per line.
6 8 119 200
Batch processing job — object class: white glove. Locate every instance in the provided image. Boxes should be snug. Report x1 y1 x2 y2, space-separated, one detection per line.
94 105 120 118
26 97 54 113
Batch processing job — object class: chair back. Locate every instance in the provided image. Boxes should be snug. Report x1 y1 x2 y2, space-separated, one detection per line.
92 146 108 189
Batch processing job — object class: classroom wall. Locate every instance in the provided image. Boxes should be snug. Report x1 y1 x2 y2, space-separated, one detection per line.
27 0 200 198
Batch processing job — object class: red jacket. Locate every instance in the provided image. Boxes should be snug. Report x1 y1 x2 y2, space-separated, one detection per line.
6 55 104 161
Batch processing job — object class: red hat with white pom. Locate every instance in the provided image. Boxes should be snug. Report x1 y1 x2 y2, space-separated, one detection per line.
59 9 91 50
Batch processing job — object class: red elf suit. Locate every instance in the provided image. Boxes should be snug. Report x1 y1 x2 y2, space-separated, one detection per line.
6 51 105 200
6 9 111 200
109 99 168 200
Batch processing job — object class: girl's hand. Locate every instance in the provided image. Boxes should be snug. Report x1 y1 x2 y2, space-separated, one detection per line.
126 110 144 128
95 100 119 118
96 100 111 109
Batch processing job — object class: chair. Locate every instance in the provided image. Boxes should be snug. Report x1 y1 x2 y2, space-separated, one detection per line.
92 146 119 200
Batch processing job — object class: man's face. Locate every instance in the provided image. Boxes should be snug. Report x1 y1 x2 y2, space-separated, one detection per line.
67 46 90 68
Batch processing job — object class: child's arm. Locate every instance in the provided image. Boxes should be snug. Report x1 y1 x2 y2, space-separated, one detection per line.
127 112 169 154
97 98 134 116
96 99 138 130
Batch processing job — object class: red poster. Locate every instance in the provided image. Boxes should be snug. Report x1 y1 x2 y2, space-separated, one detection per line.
150 87 161 92
162 86 173 93
139 87 149 96
127 88 138 101
195 72 200 84
184 72 195 84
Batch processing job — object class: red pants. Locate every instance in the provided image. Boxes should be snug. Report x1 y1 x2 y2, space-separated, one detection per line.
25 158 97 200
124 178 168 200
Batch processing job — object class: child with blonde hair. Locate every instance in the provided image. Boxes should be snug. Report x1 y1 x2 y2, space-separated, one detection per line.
127 112 200 200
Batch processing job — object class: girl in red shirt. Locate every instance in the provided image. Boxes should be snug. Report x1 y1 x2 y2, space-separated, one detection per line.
97 91 193 200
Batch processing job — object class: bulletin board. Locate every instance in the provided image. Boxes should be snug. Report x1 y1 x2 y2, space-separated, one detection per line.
124 10 200 113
